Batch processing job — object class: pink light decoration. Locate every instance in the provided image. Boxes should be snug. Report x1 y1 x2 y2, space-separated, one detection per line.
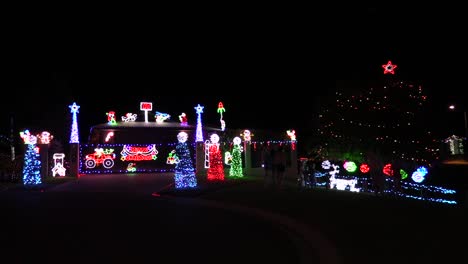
382 60 397 74
105 132 114 142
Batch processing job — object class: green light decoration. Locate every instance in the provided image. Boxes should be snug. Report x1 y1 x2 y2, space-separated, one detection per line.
343 161 357 173
400 169 408 180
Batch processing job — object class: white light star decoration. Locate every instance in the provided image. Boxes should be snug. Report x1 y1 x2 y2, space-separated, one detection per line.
195 104 204 142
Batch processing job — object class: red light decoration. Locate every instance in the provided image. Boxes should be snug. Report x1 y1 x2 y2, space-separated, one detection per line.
382 60 397 74
360 163 370 173
383 163 394 176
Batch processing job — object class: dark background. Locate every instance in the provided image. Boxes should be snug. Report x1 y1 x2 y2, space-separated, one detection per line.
1 7 467 146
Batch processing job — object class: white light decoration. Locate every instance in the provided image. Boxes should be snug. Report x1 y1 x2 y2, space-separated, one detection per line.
329 177 360 192
195 104 204 142
105 132 114 142
37 131 53 144
140 102 153 123
177 132 188 143
224 151 232 165
69 102 80 143
321 160 331 170
233 136 242 145
52 153 66 177
286 130 296 141
121 113 137 122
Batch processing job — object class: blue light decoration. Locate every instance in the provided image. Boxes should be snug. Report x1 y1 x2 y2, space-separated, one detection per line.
194 104 204 142
174 132 197 189
411 166 428 183
19 130 42 185
229 136 243 178
69 102 80 143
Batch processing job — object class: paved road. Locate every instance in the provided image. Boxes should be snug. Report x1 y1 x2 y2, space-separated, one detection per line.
2 174 340 264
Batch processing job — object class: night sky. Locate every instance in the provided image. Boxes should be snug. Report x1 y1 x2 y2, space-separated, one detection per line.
2 8 467 145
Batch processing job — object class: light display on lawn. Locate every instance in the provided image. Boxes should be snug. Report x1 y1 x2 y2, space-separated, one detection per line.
140 102 153 123
122 113 137 122
382 60 397 74
20 130 41 185
69 102 80 143
360 163 370 173
195 104 204 142
411 166 428 183
229 136 244 178
343 161 357 172
106 111 117 125
217 102 226 131
52 153 66 177
37 131 53 144
207 133 225 181
174 132 197 188
120 145 158 161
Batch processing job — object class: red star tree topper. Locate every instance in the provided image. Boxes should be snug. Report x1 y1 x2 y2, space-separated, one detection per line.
382 60 397 74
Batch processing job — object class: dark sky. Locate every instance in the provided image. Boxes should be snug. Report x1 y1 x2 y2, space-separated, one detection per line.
2 7 467 143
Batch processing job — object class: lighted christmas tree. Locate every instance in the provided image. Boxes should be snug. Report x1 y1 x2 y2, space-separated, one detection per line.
207 133 225 181
318 61 438 164
69 102 80 143
20 130 42 185
174 132 197 189
194 104 204 142
229 136 244 177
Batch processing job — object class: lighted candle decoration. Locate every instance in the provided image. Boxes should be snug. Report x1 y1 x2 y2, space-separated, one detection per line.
194 104 204 142
20 130 41 185
122 113 137 122
69 102 80 143
217 102 226 131
140 102 153 123
51 153 66 177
